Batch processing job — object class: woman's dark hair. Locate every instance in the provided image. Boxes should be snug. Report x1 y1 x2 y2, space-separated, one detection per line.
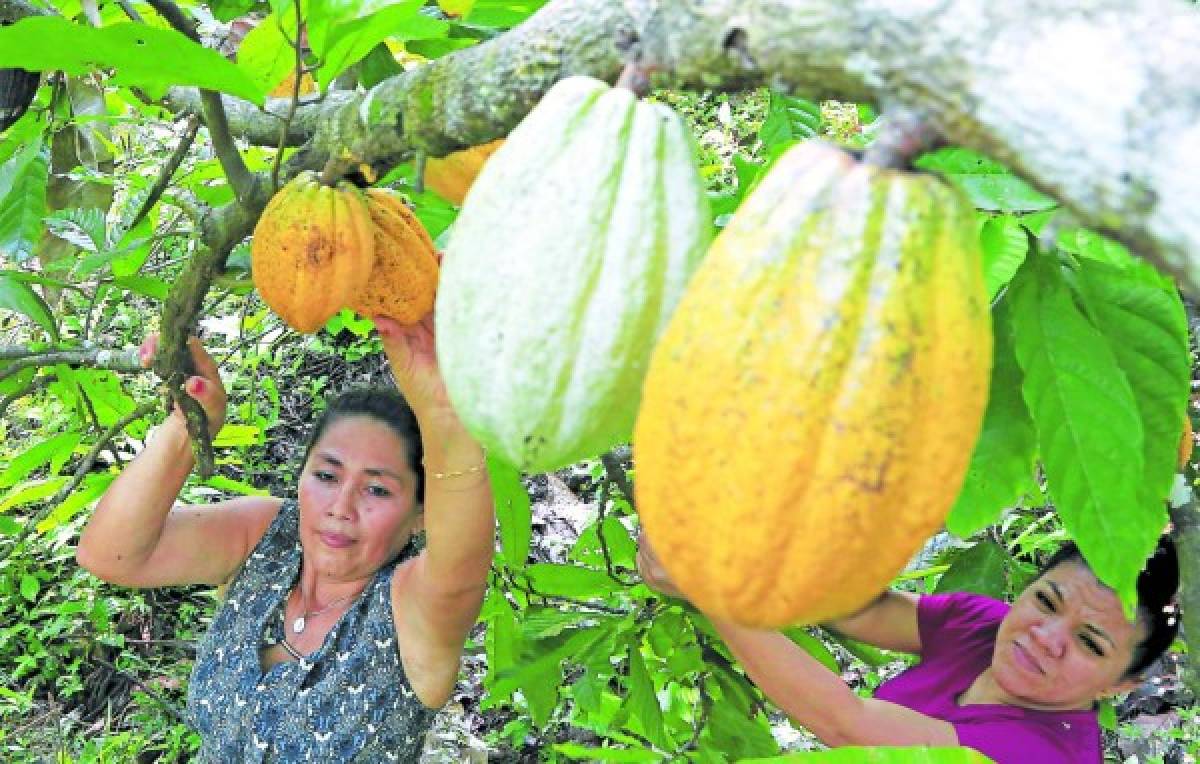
1037 535 1180 677
301 387 424 504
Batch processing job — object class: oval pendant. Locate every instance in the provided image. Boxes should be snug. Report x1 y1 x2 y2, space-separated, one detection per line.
292 616 306 634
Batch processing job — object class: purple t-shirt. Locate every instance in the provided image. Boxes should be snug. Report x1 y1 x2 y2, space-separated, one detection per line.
873 592 1101 763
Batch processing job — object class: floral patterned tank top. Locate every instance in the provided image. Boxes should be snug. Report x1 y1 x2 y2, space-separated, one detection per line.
186 499 435 762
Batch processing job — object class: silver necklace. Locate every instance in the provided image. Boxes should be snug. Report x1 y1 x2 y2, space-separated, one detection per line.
292 588 362 634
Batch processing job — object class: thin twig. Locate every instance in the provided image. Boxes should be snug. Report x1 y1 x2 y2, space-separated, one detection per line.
595 478 639 587
271 3 307 191
129 116 200 229
600 449 635 510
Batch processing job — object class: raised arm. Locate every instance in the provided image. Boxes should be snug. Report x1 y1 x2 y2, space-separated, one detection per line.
636 533 953 748
76 336 280 588
379 315 495 706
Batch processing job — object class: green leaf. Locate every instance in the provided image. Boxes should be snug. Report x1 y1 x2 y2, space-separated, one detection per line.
236 12 301 96
599 515 637 568
20 574 39 602
1058 228 1134 268
0 18 265 104
318 2 448 89
934 540 1009 599
211 423 263 447
526 563 622 599
916 147 1057 213
624 641 667 748
0 432 82 489
743 747 993 763
111 275 170 300
979 214 1028 298
203 476 270 496
0 477 70 512
37 473 113 531
0 139 49 262
358 42 405 89
464 0 547 27
780 627 840 673
488 454 531 568
552 743 660 762
0 272 58 340
947 301 1038 537
1009 254 1163 607
1072 259 1189 504
759 90 821 151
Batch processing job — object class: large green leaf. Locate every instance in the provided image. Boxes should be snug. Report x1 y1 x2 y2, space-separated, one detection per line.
317 1 448 89
526 563 622 599
552 743 659 762
0 18 264 104
933 540 1009 599
916 148 1056 213
0 432 82 489
236 12 300 95
759 90 821 151
0 272 57 340
0 139 49 263
978 214 1028 299
488 454 531 568
1072 258 1189 505
744 748 994 763
947 301 1038 537
1009 254 1163 607
624 641 667 748
464 0 548 27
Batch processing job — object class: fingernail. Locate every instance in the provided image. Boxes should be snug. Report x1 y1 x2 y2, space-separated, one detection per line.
189 378 205 395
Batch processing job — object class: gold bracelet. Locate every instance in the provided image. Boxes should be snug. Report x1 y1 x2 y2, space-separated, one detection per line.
429 459 487 480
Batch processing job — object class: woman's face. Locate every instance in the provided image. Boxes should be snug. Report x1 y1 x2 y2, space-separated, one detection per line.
990 560 1142 710
297 415 421 582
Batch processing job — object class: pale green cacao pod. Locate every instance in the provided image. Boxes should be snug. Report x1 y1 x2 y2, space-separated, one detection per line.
436 76 711 473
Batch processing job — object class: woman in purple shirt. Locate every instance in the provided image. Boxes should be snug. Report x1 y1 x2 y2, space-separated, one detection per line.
636 535 1180 763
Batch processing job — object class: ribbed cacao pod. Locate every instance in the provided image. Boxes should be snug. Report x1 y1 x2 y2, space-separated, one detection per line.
424 140 503 205
437 76 711 473
0 67 40 133
348 189 440 325
634 140 993 628
251 171 375 333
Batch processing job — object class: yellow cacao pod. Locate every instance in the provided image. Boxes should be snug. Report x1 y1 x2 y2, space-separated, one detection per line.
348 190 440 325
634 140 993 628
424 140 504 205
251 172 375 333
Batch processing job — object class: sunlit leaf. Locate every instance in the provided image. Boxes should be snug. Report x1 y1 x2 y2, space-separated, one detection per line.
0 18 265 104
1010 254 1164 608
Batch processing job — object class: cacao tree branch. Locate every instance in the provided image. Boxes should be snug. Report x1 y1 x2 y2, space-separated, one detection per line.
0 0 49 22
0 345 143 382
